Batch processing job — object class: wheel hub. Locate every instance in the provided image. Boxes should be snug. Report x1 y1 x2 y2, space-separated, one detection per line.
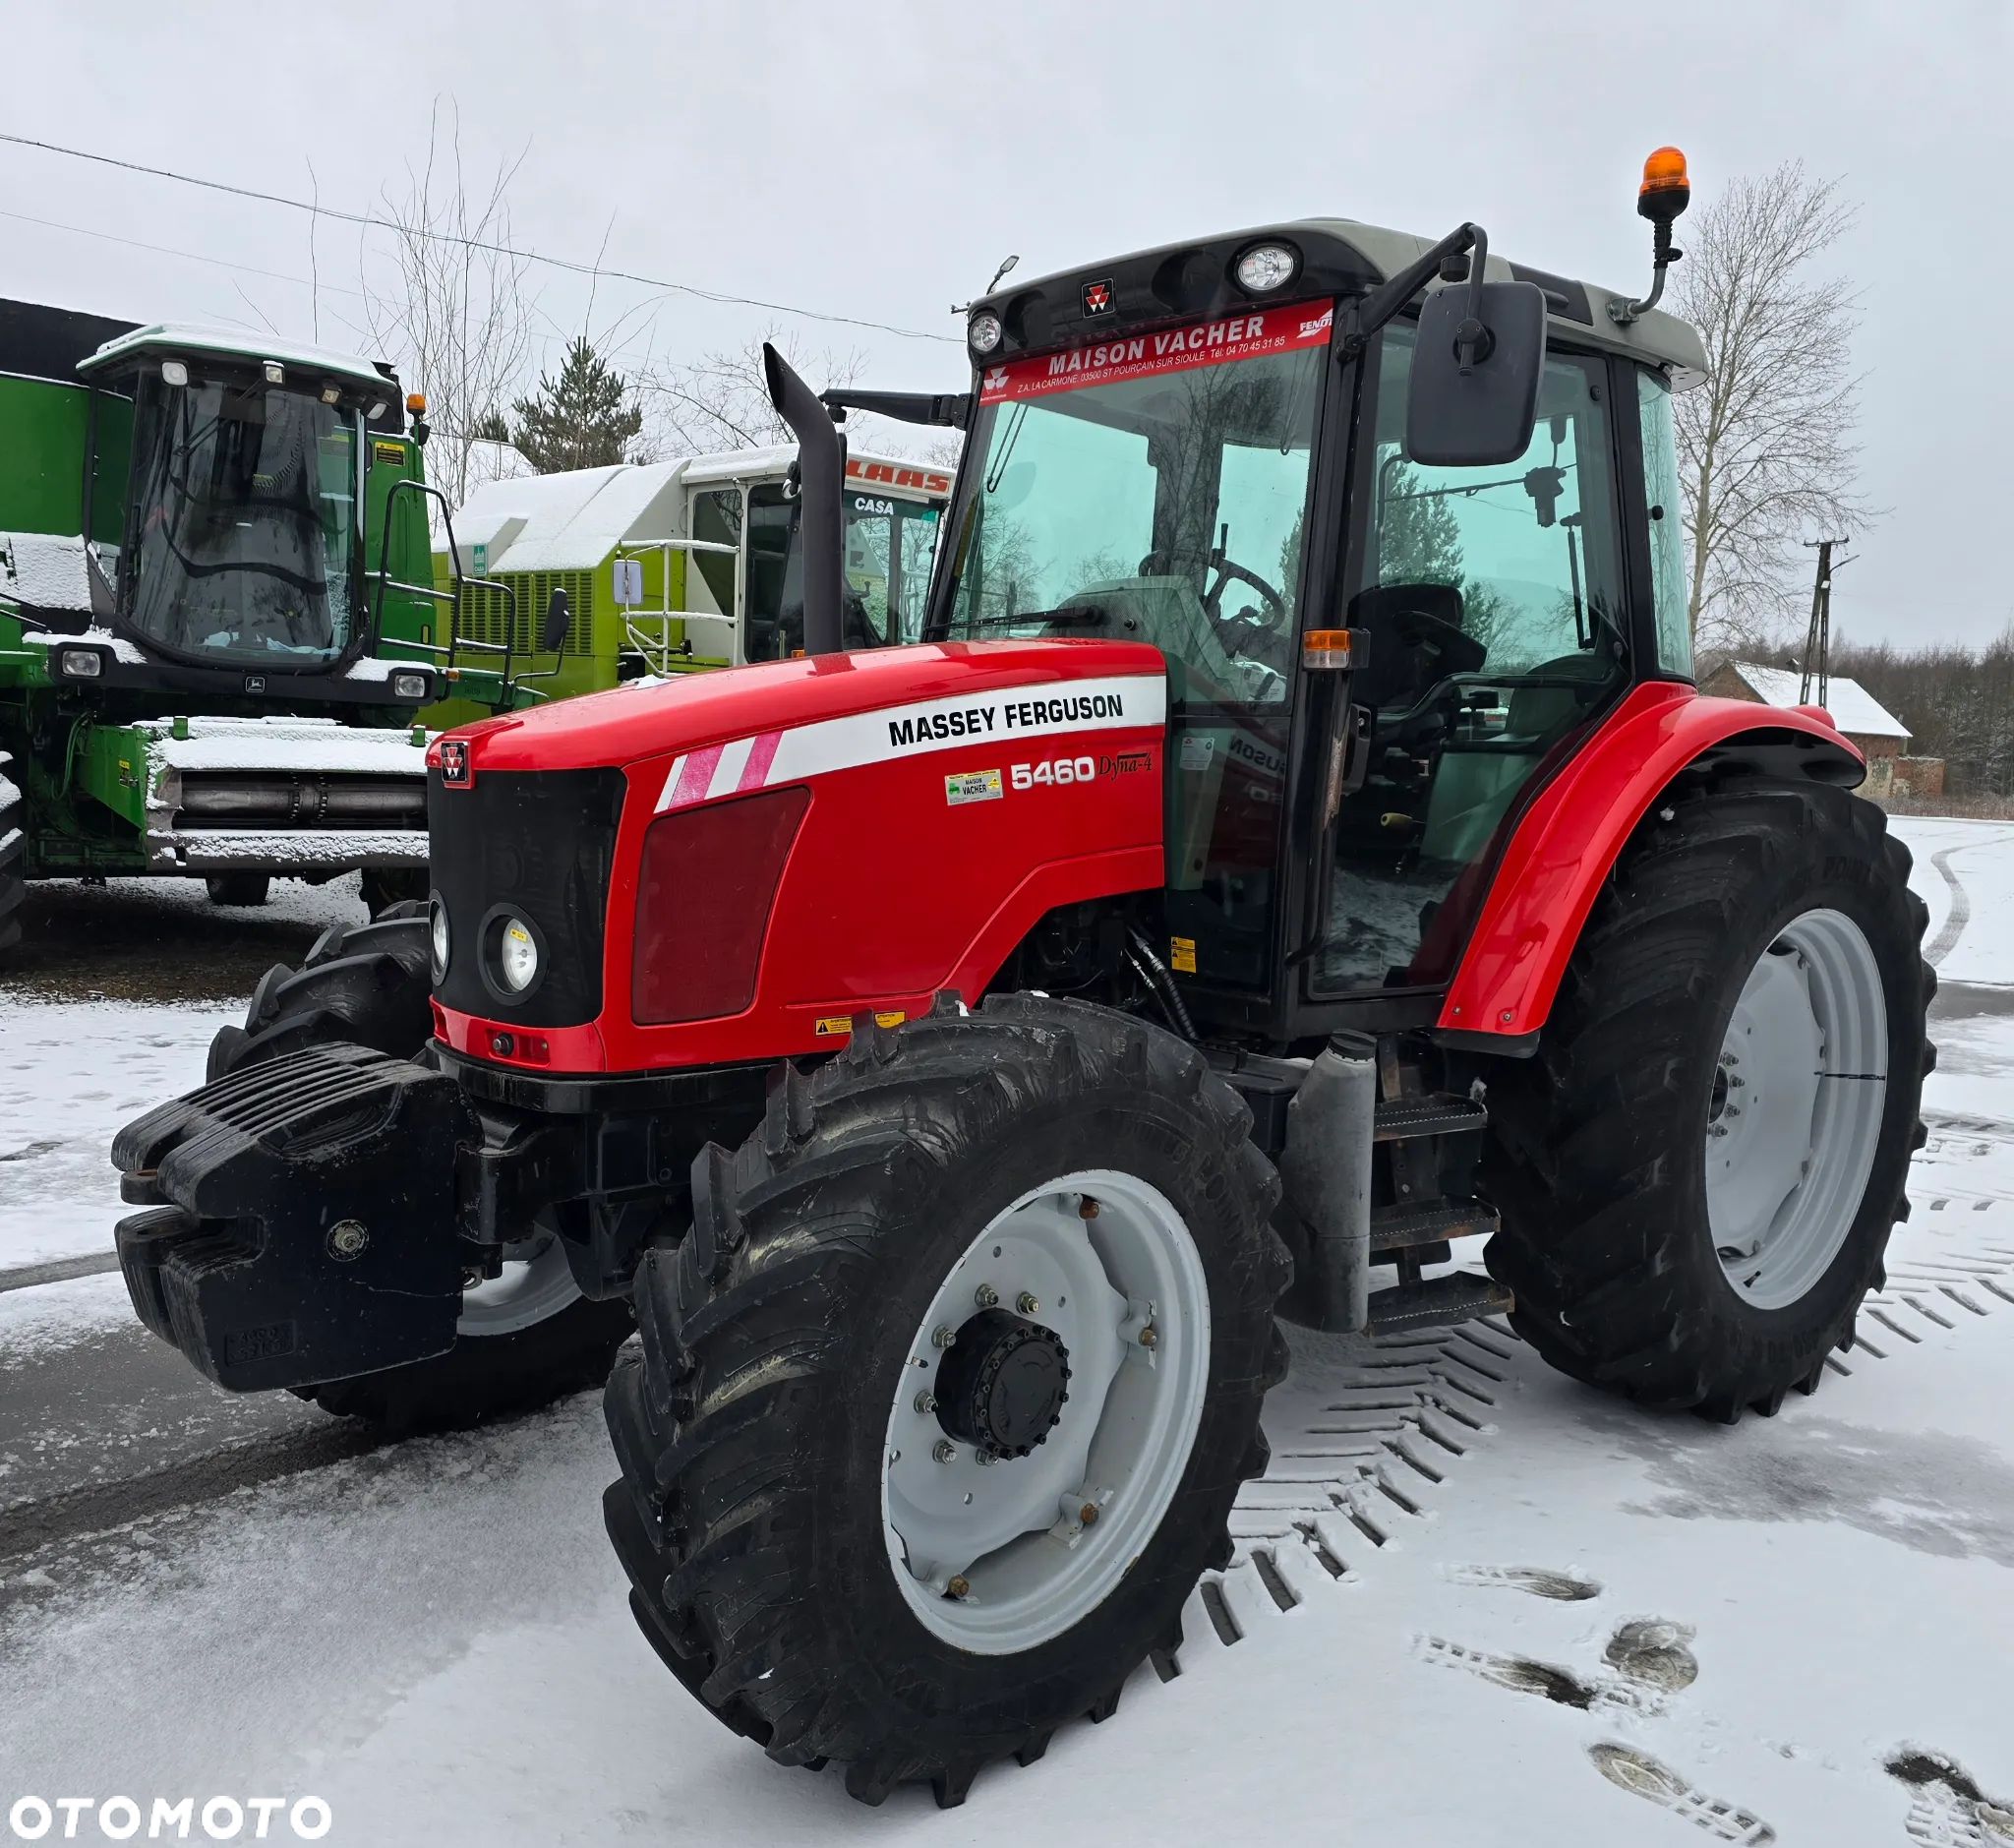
935 1308 1072 1458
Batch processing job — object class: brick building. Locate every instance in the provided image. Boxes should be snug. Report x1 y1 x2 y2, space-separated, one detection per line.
1700 660 1937 799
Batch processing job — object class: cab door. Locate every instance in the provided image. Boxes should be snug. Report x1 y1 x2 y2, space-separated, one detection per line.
1310 326 1632 996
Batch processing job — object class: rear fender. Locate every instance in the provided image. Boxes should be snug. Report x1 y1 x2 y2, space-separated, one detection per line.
1437 684 1864 1044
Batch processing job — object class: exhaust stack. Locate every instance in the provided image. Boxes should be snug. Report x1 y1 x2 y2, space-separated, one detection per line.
761 342 846 658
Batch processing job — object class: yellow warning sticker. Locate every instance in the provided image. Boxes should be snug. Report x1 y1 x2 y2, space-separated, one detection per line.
813 1011 909 1038
373 440 406 466
1169 936 1197 975
944 767 1003 806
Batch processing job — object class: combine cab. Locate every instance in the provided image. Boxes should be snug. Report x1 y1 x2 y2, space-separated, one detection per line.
0 306 465 941
113 153 1931 1807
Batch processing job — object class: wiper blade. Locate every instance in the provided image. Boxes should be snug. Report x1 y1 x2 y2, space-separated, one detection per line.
964 604 1109 629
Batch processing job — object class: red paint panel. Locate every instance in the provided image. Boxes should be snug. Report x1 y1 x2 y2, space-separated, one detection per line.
1437 685 1864 1041
434 639 1170 1073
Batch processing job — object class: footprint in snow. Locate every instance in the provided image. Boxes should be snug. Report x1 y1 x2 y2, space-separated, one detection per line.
1588 1743 1775 1844
1888 1749 2014 1846
1415 1617 1697 1713
1446 1563 1602 1602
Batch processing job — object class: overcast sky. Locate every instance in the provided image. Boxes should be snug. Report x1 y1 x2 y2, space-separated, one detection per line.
6 1 2004 648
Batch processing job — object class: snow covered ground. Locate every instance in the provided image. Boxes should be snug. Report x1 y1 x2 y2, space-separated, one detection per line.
4 823 2014 1844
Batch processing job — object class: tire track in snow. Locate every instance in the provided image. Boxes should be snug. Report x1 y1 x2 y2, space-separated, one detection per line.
1924 831 2014 969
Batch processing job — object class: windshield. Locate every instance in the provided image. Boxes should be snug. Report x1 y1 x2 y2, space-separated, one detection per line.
119 372 361 668
937 302 1332 710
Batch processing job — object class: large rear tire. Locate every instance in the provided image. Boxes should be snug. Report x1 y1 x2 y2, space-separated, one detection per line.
1481 778 1932 1420
0 748 25 962
604 994 1290 1807
207 904 631 1432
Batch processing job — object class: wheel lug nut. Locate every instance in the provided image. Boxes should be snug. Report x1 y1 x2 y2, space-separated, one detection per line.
1079 1502 1099 1524
1017 1291 1041 1316
914 1390 937 1414
931 1325 956 1349
946 1575 971 1599
975 1282 999 1309
1078 1197 1100 1221
976 1448 997 1466
933 1439 958 1464
1139 1325 1158 1349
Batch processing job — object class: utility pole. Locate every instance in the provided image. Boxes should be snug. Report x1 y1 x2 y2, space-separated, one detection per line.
1799 537 1851 706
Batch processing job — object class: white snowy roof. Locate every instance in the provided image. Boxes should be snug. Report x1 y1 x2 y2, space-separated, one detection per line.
1723 662 1910 742
80 323 393 392
442 447 944 575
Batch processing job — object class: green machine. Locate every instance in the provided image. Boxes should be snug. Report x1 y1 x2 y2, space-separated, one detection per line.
0 300 541 961
431 446 952 726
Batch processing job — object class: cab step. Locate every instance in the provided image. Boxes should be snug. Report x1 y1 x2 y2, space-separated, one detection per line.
1373 1094 1487 1143
1369 1199 1499 1253
1364 1270 1512 1334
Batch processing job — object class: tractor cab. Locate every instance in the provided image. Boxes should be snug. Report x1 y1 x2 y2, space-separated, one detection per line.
72 326 433 703
925 215 1704 1036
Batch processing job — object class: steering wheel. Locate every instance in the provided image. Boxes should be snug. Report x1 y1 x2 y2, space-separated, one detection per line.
1203 552 1288 633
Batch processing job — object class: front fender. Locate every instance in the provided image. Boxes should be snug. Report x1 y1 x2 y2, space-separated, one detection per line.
1437 683 1863 1044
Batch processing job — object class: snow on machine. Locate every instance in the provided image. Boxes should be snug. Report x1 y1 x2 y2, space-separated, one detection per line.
111 150 1931 1806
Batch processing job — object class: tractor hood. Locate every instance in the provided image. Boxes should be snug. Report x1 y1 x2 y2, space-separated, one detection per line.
433 638 1168 778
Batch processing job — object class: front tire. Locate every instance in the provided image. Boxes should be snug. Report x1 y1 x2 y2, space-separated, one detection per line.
1481 778 1932 1420
208 905 630 1431
604 995 1290 1806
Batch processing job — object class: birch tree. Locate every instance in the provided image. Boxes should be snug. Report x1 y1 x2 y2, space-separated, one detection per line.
1673 163 1869 645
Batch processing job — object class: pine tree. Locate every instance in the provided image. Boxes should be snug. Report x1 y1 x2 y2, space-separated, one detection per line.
508 337 643 473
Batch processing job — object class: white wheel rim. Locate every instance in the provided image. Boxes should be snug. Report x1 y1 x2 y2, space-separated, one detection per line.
456 1233 580 1336
1705 907 1887 1312
880 1167 1211 1655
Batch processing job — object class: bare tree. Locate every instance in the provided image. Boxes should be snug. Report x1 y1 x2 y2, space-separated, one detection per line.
355 99 540 507
1673 163 1870 647
639 326 863 456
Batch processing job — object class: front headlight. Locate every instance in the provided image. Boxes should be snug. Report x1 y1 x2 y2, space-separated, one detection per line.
1234 241 1299 294
391 670 430 701
56 647 104 680
429 895 450 983
968 310 1004 356
497 915 540 993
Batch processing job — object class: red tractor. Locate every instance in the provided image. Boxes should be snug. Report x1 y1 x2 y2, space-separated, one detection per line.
114 152 1930 1808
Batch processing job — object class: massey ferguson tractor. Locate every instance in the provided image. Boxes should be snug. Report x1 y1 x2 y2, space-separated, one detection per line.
112 150 1931 1809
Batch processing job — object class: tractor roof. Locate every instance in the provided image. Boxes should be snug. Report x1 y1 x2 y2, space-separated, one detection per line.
79 322 399 395
972 217 1707 383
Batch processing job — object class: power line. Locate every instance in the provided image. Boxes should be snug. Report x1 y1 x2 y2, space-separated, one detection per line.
0 130 961 346
0 206 368 301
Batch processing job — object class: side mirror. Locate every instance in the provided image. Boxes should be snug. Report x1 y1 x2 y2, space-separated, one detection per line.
1404 278 1548 468
542 586 571 653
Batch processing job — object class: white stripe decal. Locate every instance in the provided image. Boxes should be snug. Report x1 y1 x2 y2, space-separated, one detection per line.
652 673 1164 813
766 673 1164 786
709 733 756 799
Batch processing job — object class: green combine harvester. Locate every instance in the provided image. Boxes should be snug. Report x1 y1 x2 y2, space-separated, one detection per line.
0 298 488 957
0 297 952 961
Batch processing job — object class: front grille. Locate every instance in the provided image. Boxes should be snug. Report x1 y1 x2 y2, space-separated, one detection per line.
454 568 594 658
428 766 625 1028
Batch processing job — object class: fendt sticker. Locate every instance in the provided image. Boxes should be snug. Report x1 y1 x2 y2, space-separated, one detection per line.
978 300 1333 406
655 675 1165 814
